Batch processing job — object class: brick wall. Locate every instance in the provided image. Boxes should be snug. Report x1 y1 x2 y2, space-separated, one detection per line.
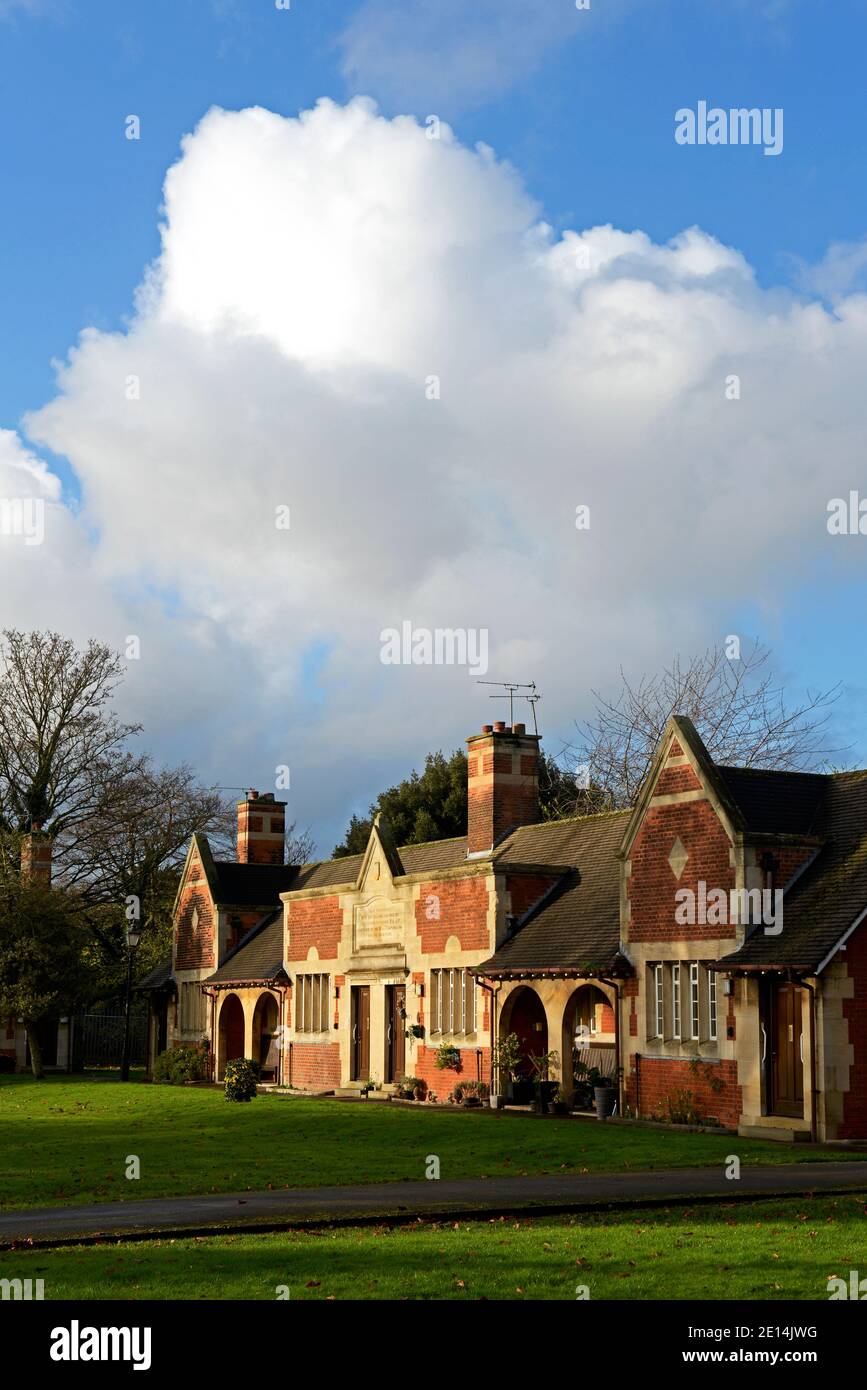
506 872 559 920
415 876 491 952
175 852 216 969
290 1041 341 1091
628 799 736 943
839 922 867 1139
414 1043 491 1095
287 895 343 960
628 1055 741 1128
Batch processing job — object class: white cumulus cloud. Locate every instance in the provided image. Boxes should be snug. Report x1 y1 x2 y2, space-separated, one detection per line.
7 96 867 849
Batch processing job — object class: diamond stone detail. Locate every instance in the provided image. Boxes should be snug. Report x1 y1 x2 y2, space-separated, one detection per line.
668 837 689 881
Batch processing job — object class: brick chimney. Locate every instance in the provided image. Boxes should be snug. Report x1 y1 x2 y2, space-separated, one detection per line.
466 722 541 855
237 791 286 865
21 828 52 885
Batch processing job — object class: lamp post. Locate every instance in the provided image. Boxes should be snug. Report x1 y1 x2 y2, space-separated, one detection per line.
120 920 141 1083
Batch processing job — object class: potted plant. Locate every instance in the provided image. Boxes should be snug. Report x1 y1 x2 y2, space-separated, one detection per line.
397 1075 420 1100
572 1060 604 1111
529 1049 561 1111
594 1067 621 1120
492 1033 533 1104
550 1086 571 1116
412 1079 427 1101
406 1024 425 1041
461 1081 481 1108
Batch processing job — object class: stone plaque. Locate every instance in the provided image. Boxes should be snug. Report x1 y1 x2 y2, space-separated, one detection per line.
354 896 405 949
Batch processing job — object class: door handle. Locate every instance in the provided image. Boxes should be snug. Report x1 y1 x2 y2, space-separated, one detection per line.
799 1033 804 1063
760 1024 767 1063
352 1025 358 1043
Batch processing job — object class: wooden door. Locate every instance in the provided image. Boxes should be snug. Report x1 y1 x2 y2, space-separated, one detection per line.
386 985 406 1082
771 982 803 1117
351 986 370 1081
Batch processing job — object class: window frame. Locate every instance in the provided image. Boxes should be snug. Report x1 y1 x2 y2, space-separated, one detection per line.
689 963 700 1041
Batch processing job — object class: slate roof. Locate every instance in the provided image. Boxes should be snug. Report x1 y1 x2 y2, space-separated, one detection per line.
209 909 286 984
714 766 827 837
136 959 175 992
210 861 298 905
720 771 867 973
477 811 632 977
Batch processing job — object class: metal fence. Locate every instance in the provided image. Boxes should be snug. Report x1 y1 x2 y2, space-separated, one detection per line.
71 1012 148 1069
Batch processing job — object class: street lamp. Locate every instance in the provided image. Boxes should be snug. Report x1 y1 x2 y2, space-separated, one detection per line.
120 920 142 1083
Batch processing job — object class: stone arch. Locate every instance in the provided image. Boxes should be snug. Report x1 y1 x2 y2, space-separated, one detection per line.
562 982 617 1102
217 993 245 1081
252 991 280 1081
500 985 548 1074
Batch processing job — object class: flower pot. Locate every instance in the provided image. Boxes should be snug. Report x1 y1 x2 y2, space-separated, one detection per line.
594 1085 617 1120
504 1079 535 1105
413 1087 426 1102
489 1095 504 1109
462 1095 481 1108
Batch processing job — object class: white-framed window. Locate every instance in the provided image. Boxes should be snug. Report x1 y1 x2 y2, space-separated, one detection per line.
708 969 718 1041
654 964 664 1038
689 963 700 1041
430 969 476 1034
295 974 330 1033
671 963 681 1040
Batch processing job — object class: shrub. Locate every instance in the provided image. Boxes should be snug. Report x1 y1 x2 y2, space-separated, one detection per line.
152 1045 206 1084
224 1057 260 1102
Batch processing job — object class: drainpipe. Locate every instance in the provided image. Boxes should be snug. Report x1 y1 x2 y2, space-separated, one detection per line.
477 979 501 1092
202 988 217 1083
802 979 818 1144
599 977 623 1115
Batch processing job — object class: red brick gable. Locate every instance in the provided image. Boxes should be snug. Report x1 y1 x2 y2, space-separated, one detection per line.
175 848 216 970
287 895 342 960
415 876 491 952
628 798 736 942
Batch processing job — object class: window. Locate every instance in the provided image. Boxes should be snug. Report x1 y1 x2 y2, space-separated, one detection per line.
430 969 476 1034
708 970 718 1041
179 982 206 1034
654 964 664 1038
295 974 330 1033
671 963 681 1040
689 963 700 1041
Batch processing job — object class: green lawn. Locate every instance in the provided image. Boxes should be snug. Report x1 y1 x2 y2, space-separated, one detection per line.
3 1196 866 1300
1 1075 862 1212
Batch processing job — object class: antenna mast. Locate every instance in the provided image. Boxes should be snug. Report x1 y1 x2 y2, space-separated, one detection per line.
476 680 541 736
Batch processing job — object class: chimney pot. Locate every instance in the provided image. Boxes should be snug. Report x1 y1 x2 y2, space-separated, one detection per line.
482 724 493 734
514 722 526 735
494 720 506 733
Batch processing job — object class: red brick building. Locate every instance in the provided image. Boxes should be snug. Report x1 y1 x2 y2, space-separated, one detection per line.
151 713 867 1140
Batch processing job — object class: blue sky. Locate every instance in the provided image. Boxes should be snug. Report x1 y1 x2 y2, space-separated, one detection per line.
2 0 867 851
4 0 866 437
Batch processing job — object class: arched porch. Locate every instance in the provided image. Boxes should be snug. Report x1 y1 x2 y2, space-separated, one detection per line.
494 976 621 1108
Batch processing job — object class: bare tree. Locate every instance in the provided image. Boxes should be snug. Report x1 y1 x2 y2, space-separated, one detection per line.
0 629 143 845
556 642 842 813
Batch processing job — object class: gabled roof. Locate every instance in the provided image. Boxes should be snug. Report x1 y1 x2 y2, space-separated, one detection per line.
719 771 867 973
476 811 632 978
208 909 286 985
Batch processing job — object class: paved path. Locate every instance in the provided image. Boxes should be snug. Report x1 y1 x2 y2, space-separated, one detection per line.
2 1162 866 1246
